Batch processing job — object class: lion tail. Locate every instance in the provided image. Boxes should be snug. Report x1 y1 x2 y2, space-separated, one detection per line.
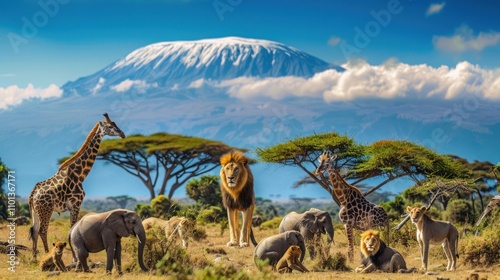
250 228 258 246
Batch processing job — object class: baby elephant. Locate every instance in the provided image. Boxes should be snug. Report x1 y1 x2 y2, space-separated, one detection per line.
276 245 309 273
69 209 148 275
39 242 67 272
407 206 459 271
254 230 306 269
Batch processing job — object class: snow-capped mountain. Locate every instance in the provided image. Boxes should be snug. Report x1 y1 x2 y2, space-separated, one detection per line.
62 37 342 96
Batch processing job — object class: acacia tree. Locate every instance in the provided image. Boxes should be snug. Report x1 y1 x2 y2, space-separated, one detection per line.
257 132 365 206
257 132 468 207
106 195 137 209
61 132 240 200
353 140 469 196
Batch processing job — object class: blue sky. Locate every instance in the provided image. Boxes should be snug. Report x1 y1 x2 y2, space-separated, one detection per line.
2 0 500 88
1 1 500 199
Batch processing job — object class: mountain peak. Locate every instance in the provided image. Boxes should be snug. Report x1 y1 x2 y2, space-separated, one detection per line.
63 37 342 96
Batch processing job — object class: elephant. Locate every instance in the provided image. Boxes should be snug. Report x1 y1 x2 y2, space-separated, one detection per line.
68 209 148 275
279 208 334 259
252 215 263 228
254 230 306 269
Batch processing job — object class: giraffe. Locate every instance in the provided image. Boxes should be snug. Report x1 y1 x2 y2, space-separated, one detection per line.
314 151 389 261
28 113 125 258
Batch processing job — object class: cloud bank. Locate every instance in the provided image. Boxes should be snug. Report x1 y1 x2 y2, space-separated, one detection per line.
0 84 63 110
211 60 500 101
434 25 500 52
111 79 158 93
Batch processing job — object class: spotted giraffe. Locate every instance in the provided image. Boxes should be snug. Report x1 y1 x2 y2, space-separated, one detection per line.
314 151 389 261
28 113 125 258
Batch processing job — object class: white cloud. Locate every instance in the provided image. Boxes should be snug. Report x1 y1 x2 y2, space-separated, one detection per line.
111 79 157 93
210 60 500 101
434 25 500 52
91 77 106 95
0 84 63 110
188 79 206 89
426 2 445 16
327 36 342 46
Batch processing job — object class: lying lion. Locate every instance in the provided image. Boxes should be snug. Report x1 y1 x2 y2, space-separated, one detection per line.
355 230 415 273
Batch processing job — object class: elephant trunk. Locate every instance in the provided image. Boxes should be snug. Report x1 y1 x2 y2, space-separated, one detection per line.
299 242 306 262
136 228 148 272
326 225 334 244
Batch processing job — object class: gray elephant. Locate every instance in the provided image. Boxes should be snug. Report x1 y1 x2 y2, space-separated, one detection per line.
279 208 334 259
68 209 148 274
254 230 306 269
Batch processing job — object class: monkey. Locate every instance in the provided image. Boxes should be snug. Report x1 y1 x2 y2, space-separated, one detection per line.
275 245 309 273
39 242 67 272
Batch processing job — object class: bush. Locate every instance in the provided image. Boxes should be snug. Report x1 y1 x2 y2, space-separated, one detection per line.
134 203 154 219
151 195 180 218
444 199 472 224
260 216 282 230
190 226 208 241
462 228 500 267
197 206 224 224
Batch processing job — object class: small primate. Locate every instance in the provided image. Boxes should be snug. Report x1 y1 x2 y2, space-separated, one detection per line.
276 245 309 273
39 242 67 272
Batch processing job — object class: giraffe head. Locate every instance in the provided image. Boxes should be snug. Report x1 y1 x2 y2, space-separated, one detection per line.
314 151 337 176
100 113 126 138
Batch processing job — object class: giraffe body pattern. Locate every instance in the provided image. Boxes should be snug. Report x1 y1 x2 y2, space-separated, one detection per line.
28 113 125 258
315 152 389 261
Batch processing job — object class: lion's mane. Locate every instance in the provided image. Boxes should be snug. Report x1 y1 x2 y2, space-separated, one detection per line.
220 150 255 211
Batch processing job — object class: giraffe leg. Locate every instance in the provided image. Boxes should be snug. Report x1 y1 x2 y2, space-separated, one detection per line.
29 213 40 259
39 214 52 254
35 205 52 254
69 202 82 228
345 224 354 261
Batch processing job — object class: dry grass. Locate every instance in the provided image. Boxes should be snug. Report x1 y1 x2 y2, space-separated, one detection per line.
1 218 500 280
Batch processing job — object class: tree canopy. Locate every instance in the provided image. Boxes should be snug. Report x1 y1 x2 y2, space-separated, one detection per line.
257 132 470 207
60 132 241 200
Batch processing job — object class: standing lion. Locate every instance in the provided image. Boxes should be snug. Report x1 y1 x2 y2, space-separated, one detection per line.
220 150 256 247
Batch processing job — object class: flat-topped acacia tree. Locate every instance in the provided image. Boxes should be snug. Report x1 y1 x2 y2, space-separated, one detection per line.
257 132 469 207
60 132 240 200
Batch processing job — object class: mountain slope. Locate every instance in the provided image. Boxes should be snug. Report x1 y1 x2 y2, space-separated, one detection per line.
62 37 342 96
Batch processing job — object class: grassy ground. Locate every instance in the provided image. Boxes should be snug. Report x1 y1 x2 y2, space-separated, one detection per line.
1 217 499 280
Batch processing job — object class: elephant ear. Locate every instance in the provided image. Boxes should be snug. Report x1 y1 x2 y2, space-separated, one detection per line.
298 215 319 233
104 210 130 237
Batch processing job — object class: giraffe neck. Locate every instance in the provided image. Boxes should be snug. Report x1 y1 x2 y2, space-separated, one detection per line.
58 122 103 179
326 168 362 205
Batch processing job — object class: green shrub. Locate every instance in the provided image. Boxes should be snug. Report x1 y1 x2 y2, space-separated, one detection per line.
190 226 208 241
134 203 154 219
260 216 282 230
462 228 500 267
151 195 180 218
444 199 472 224
197 206 224 224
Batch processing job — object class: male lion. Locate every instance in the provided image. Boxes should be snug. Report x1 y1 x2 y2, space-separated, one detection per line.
407 206 459 271
39 242 67 272
220 150 256 247
355 230 413 273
